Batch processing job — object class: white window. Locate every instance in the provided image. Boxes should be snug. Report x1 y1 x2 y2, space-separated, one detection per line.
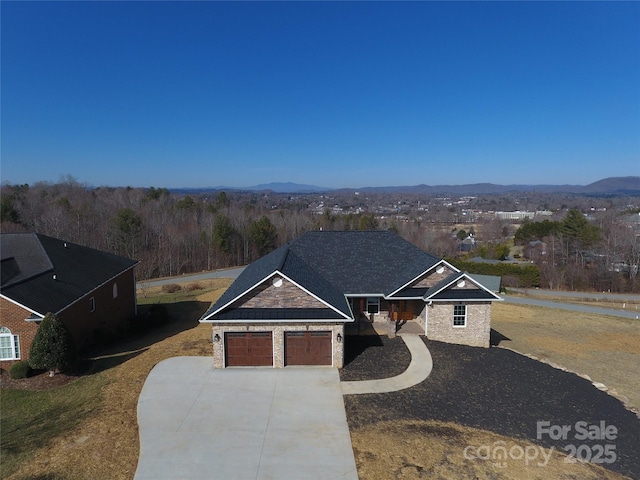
113 283 119 299
90 297 96 312
0 327 20 360
453 304 467 327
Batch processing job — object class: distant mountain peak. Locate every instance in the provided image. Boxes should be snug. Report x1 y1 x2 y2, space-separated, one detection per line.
245 182 333 193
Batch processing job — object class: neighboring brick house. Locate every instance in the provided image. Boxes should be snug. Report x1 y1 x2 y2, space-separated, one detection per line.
0 233 138 368
200 230 501 368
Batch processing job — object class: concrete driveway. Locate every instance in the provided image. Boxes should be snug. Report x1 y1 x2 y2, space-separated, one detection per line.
134 357 358 480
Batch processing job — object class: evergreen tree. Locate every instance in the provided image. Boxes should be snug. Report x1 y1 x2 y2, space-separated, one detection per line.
29 313 77 376
249 216 278 256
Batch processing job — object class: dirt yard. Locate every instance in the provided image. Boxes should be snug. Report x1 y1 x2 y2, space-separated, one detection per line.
351 420 628 480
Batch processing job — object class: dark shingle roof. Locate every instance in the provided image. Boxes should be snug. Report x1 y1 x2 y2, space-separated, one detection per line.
468 274 502 293
201 231 442 323
1 233 138 315
1 234 53 287
429 289 496 300
202 242 352 321
287 231 440 295
211 243 290 312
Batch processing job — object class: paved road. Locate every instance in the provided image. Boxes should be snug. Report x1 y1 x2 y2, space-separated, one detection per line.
137 267 246 288
502 294 640 319
510 288 640 302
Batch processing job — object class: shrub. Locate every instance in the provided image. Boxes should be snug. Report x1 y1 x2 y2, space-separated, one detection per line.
29 312 77 375
161 283 182 294
185 282 203 292
9 360 32 379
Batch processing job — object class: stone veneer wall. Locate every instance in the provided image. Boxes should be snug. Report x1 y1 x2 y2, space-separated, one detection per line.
413 265 457 288
236 277 328 309
426 302 491 348
210 322 345 368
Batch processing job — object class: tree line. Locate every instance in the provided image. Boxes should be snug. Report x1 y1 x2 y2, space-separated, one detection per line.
2 179 638 292
0 180 405 280
514 209 639 292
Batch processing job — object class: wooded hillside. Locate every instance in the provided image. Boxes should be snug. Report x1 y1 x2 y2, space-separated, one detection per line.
1 179 638 292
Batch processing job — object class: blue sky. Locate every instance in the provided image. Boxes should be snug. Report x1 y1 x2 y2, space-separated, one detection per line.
2 1 639 189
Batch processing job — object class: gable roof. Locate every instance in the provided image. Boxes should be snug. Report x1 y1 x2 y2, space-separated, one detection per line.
201 230 501 323
424 271 502 301
1 233 138 316
286 231 441 295
205 245 351 322
201 243 352 322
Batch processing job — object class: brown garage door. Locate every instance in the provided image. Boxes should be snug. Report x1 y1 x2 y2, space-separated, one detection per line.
285 331 332 366
225 332 273 367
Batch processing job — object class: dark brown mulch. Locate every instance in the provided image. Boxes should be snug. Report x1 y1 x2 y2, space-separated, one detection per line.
0 358 96 391
340 335 411 382
0 370 77 390
342 337 640 479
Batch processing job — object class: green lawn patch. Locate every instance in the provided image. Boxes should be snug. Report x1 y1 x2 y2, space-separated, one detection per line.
0 373 107 478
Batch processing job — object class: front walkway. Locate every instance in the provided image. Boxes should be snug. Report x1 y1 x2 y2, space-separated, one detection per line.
340 334 433 395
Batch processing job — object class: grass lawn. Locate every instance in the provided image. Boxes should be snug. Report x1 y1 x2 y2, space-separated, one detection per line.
0 278 231 480
2 279 638 480
1 374 107 479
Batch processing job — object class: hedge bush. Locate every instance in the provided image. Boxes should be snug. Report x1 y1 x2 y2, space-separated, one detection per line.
9 360 32 379
448 260 540 288
185 282 203 292
161 283 181 294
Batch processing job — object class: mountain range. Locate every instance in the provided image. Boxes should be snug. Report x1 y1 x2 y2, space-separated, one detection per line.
172 176 640 195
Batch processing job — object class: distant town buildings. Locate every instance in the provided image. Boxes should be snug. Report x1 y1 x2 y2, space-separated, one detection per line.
494 210 553 221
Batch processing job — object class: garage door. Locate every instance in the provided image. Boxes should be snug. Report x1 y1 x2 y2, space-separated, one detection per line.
285 331 332 366
225 332 273 367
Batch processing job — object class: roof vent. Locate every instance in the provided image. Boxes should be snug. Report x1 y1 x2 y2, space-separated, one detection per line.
53 274 57 281
64 243 68 248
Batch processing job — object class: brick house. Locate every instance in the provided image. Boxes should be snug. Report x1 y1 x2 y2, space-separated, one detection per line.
200 231 501 368
1 233 138 368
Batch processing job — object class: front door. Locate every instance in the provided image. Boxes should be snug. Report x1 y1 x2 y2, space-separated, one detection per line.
398 300 414 321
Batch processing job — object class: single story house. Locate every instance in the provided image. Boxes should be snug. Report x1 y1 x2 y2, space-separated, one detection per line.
1 233 138 367
200 230 501 368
